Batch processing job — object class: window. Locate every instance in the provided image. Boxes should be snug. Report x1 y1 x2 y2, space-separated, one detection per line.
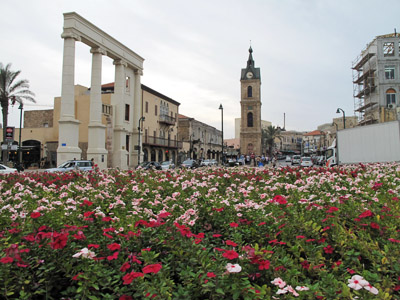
126 76 130 92
247 112 253 127
43 122 49 128
385 66 395 79
155 105 158 116
383 42 395 56
125 104 130 121
386 88 396 106
126 135 130 151
145 101 148 113
247 86 253 97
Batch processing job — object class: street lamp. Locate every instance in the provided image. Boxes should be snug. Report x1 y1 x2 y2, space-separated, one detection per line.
219 104 224 164
137 116 145 165
336 108 346 129
17 103 23 172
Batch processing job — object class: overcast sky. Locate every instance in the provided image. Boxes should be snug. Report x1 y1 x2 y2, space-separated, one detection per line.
1 0 399 138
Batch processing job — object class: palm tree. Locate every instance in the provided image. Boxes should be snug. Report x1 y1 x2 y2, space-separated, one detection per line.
0 63 35 162
262 125 280 156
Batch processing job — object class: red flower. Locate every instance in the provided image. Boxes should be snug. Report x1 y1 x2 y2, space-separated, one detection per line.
358 210 373 219
107 251 119 261
83 211 94 217
229 222 239 228
300 260 310 269
370 222 380 229
123 272 144 284
326 206 339 213
0 257 13 264
119 296 133 300
258 259 270 270
50 233 69 250
324 245 334 254
347 268 355 274
222 250 239 260
120 262 131 272
389 238 400 243
107 243 121 251
273 195 287 205
88 244 100 249
72 272 84 281
82 200 93 206
296 235 306 239
102 217 112 222
30 212 41 219
225 240 238 247
142 263 162 274
207 272 216 278
213 234 222 238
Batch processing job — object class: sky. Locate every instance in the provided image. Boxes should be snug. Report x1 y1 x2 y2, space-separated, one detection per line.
1 0 399 139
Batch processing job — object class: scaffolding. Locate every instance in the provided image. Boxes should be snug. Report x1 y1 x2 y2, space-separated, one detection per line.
352 47 377 124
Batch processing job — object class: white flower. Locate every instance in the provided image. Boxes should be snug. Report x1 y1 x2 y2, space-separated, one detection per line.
347 275 369 290
226 263 242 273
72 247 96 259
295 286 310 291
276 288 287 294
271 277 286 289
364 283 379 295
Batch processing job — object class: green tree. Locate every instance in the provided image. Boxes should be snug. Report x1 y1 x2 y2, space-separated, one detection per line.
262 125 280 156
0 63 35 162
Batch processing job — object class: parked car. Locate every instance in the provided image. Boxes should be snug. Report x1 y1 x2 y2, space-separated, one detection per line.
180 159 199 169
200 159 218 167
300 156 313 167
291 155 301 165
0 164 17 174
46 160 94 172
161 160 175 170
137 161 162 170
317 156 326 166
285 155 292 162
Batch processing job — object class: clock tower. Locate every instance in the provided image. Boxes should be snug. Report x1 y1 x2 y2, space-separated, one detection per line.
240 47 262 156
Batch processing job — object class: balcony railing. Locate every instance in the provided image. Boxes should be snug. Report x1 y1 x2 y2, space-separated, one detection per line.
143 135 182 148
159 114 176 125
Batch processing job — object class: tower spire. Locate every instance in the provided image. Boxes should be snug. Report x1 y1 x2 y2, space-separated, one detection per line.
247 46 254 68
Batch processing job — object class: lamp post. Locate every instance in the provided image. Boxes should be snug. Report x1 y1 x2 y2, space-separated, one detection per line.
336 108 346 129
137 116 145 165
17 103 23 172
219 104 224 164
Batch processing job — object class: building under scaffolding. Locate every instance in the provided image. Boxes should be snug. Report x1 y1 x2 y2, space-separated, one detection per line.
352 32 400 125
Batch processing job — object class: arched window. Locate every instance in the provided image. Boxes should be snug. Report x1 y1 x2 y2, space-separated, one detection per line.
386 88 396 106
247 86 252 98
247 112 253 127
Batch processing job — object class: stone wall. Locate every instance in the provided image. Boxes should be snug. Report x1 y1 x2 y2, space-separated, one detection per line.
24 110 54 128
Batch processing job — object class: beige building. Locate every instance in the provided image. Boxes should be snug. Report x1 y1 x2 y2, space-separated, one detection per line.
178 114 222 163
353 32 400 125
275 130 304 154
235 118 271 139
1 84 182 169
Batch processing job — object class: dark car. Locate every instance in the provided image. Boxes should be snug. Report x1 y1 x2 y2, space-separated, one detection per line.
180 159 199 169
138 161 162 170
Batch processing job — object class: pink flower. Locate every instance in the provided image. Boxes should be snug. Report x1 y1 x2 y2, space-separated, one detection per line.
295 286 309 291
226 263 242 273
348 275 369 290
364 283 379 295
271 277 286 289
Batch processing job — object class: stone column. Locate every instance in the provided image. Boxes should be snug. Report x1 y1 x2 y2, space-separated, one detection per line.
130 69 143 167
112 59 128 169
57 32 82 164
87 47 108 169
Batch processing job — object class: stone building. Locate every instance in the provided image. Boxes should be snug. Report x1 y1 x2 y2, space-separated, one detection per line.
178 114 222 163
353 32 400 125
240 47 262 155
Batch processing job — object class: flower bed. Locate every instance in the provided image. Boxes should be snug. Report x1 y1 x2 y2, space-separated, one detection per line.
0 164 399 299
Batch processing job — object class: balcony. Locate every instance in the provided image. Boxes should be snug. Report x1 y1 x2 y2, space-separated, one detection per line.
143 135 182 149
159 114 176 125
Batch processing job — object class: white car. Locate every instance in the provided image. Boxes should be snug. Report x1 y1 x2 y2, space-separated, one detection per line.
0 164 17 174
160 161 175 170
300 157 313 167
285 155 292 162
291 155 301 165
46 160 94 172
200 159 218 167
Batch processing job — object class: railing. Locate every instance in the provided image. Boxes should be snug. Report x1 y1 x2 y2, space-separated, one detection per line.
159 114 176 125
143 135 182 148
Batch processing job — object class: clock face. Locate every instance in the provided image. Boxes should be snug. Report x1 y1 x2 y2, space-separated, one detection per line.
246 72 253 79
